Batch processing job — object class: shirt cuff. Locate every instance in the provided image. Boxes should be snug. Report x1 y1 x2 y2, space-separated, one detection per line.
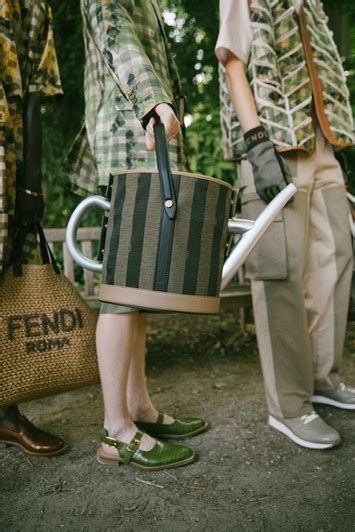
215 43 249 66
215 23 251 66
128 88 174 125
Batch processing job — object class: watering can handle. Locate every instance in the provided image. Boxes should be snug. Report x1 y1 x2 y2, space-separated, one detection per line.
65 184 297 284
153 122 177 220
66 195 110 273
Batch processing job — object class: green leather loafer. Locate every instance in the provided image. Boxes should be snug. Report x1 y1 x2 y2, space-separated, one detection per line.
135 413 209 439
96 429 195 471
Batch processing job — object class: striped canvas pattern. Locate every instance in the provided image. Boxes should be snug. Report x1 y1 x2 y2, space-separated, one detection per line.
102 171 232 297
219 0 353 161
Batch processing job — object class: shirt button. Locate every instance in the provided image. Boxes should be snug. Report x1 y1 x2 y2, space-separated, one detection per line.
127 89 137 104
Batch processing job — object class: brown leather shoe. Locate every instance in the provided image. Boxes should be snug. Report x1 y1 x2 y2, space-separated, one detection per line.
0 411 66 456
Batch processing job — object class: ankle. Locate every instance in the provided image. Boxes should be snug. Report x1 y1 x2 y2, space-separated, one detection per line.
101 425 156 453
129 404 158 422
104 418 135 438
0 405 20 423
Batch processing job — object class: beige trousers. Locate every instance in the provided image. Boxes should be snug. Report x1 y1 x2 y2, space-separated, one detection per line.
238 130 353 418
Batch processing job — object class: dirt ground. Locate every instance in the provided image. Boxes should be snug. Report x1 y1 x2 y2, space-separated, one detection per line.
1 312 355 532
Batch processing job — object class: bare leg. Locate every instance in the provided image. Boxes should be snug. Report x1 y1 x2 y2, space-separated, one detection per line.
96 312 156 455
126 314 173 424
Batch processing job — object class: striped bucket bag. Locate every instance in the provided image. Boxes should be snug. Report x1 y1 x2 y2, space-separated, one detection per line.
99 124 234 314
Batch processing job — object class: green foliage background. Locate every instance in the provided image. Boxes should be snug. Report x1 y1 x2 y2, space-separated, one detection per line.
42 0 355 228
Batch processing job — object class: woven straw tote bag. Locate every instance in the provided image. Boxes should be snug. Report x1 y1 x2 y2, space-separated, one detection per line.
0 225 99 407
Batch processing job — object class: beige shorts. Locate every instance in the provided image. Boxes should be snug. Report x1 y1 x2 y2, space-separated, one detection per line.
100 302 138 314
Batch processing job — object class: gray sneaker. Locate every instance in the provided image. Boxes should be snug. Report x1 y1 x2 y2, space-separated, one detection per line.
312 383 355 410
268 412 341 450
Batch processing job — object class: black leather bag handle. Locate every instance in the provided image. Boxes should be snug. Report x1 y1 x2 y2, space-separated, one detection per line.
37 224 60 274
153 122 177 220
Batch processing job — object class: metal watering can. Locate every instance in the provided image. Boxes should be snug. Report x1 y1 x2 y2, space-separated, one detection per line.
66 125 296 313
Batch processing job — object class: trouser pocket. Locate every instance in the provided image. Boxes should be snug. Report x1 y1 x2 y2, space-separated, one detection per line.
241 192 288 280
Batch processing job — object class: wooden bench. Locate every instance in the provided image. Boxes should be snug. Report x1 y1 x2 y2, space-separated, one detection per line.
44 227 102 309
44 227 252 327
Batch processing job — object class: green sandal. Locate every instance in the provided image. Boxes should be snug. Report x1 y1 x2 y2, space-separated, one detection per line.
97 429 195 471
135 413 209 439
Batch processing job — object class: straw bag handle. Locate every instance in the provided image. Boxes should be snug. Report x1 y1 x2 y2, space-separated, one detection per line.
37 225 60 274
11 223 60 277
153 122 177 220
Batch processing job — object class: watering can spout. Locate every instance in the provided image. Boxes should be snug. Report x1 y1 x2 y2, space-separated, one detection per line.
66 183 297 295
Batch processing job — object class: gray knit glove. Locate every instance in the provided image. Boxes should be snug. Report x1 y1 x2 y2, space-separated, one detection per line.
245 126 291 204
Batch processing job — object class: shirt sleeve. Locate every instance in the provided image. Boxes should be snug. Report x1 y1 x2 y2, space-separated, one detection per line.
215 0 252 66
83 0 173 123
27 2 63 98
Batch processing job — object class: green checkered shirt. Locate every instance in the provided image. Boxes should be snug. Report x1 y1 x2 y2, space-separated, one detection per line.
62 0 187 196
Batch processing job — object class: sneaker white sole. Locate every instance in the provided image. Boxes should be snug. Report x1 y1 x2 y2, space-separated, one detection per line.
311 395 355 410
268 415 340 450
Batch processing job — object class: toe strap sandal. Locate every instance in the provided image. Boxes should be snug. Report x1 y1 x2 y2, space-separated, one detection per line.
97 429 195 471
135 413 209 439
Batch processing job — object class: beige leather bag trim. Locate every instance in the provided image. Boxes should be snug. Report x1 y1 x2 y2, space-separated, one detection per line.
100 284 220 314
112 169 234 191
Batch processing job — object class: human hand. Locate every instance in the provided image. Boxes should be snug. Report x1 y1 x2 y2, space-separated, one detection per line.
145 103 180 150
14 188 44 230
245 126 291 204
